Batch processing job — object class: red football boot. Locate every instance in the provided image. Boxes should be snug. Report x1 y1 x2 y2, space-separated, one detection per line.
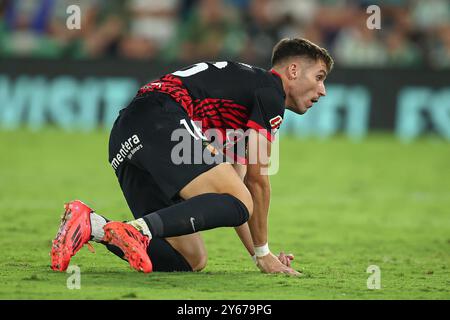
50 200 95 271
102 221 152 273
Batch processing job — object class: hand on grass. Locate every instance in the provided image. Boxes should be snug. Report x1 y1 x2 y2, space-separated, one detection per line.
256 252 301 276
277 251 294 268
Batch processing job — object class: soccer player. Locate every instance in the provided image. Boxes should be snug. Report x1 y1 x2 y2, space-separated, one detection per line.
50 38 333 275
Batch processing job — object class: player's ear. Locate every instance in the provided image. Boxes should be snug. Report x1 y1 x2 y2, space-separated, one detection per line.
287 62 298 80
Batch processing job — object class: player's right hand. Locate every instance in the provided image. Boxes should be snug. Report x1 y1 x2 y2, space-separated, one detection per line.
256 252 301 276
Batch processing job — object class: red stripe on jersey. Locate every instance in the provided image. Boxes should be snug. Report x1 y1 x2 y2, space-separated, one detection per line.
203 102 247 122
220 113 246 127
270 69 282 79
198 104 247 120
221 100 248 111
138 75 196 117
193 98 248 129
199 105 244 123
246 120 274 142
195 103 247 117
137 75 258 136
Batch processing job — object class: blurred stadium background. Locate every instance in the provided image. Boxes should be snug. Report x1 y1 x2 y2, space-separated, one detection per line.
1 0 450 139
0 0 449 299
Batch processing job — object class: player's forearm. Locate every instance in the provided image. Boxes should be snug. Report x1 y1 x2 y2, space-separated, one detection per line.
231 163 255 255
245 179 271 246
234 223 255 256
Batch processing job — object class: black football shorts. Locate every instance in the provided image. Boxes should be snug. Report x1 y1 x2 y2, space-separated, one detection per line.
108 92 219 218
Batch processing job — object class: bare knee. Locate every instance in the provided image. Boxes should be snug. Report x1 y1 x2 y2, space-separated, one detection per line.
191 253 208 271
183 243 208 271
166 234 208 272
189 238 208 271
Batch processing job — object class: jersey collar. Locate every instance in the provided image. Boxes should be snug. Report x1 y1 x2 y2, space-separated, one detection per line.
269 69 286 99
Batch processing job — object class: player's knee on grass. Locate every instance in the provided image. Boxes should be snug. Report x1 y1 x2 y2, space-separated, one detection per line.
147 238 193 272
106 238 194 272
191 253 208 271
167 234 208 272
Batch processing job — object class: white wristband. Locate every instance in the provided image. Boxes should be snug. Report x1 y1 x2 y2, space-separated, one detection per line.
251 254 257 264
254 243 270 257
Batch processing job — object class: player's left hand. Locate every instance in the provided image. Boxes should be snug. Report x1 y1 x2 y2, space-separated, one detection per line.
277 252 294 267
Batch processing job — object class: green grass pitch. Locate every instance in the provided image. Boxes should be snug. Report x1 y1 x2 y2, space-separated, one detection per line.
0 129 449 299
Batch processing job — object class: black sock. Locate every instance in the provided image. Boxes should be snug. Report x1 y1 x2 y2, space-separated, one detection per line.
100 216 127 261
142 193 249 238
105 244 126 261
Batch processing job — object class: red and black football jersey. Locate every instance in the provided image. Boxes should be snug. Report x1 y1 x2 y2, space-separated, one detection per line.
137 61 286 144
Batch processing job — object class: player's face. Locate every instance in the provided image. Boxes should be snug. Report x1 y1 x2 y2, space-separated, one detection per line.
286 59 327 114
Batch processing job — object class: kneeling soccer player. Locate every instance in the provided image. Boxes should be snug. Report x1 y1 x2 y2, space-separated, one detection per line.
50 38 333 275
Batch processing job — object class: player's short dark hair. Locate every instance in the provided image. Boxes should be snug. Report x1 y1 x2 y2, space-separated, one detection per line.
271 38 334 72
